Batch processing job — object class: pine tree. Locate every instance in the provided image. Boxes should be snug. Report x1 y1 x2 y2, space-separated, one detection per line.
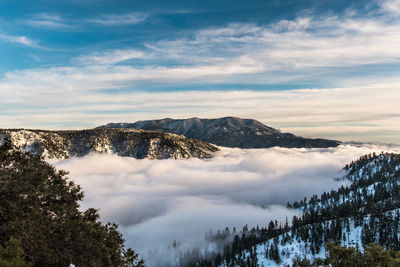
0 143 144 266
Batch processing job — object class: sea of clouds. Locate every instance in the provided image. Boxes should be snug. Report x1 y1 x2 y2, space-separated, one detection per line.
52 143 400 264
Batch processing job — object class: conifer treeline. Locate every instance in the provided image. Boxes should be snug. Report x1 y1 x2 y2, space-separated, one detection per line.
182 152 400 266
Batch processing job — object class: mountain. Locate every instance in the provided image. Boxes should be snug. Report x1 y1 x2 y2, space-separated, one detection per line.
97 117 340 148
0 128 218 160
184 152 400 266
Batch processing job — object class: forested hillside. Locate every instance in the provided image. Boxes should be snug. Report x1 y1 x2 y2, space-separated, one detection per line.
182 152 400 266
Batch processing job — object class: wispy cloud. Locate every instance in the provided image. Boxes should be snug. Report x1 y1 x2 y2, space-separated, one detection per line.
88 13 148 25
147 14 400 70
75 49 145 65
25 13 73 29
0 32 37 47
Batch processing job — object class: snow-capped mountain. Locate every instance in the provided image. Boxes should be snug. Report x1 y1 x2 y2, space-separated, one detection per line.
97 117 340 148
0 128 218 160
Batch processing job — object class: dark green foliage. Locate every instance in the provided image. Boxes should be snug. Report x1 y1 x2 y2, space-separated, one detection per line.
0 238 32 267
294 243 400 266
0 142 144 266
292 258 312 267
312 243 400 267
323 242 363 266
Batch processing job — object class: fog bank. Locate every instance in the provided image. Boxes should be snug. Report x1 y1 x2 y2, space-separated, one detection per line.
52 144 400 264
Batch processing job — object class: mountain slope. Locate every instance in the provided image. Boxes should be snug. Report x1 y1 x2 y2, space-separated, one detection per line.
257 152 400 265
182 152 400 266
0 128 218 160
97 117 340 148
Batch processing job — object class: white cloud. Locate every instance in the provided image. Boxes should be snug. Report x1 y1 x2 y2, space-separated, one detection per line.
51 144 400 264
25 13 73 29
1 81 400 143
23 12 148 30
382 0 400 15
3 5 400 82
88 13 148 25
75 49 145 65
145 14 400 69
0 33 37 47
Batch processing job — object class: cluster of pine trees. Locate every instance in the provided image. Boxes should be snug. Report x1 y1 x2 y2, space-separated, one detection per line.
294 242 400 266
0 142 144 266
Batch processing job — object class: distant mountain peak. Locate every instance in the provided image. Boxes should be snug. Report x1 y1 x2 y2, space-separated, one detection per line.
97 117 340 148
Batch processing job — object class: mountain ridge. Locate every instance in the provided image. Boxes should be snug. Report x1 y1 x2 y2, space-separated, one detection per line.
97 117 340 148
0 128 218 160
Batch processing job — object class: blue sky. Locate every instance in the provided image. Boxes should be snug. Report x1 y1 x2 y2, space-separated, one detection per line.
1 0 400 143
0 0 380 75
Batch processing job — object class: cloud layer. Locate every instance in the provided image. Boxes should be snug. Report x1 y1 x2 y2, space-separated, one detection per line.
52 144 400 264
2 83 400 143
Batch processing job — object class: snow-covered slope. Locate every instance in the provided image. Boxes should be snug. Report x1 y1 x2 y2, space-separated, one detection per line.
184 153 400 266
254 153 400 266
0 128 218 160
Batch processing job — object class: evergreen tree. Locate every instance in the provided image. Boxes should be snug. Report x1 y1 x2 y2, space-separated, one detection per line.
0 143 144 266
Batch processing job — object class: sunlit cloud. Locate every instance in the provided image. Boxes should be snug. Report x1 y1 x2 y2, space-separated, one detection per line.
1 82 400 143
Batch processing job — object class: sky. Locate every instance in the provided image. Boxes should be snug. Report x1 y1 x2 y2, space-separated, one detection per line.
0 0 400 143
